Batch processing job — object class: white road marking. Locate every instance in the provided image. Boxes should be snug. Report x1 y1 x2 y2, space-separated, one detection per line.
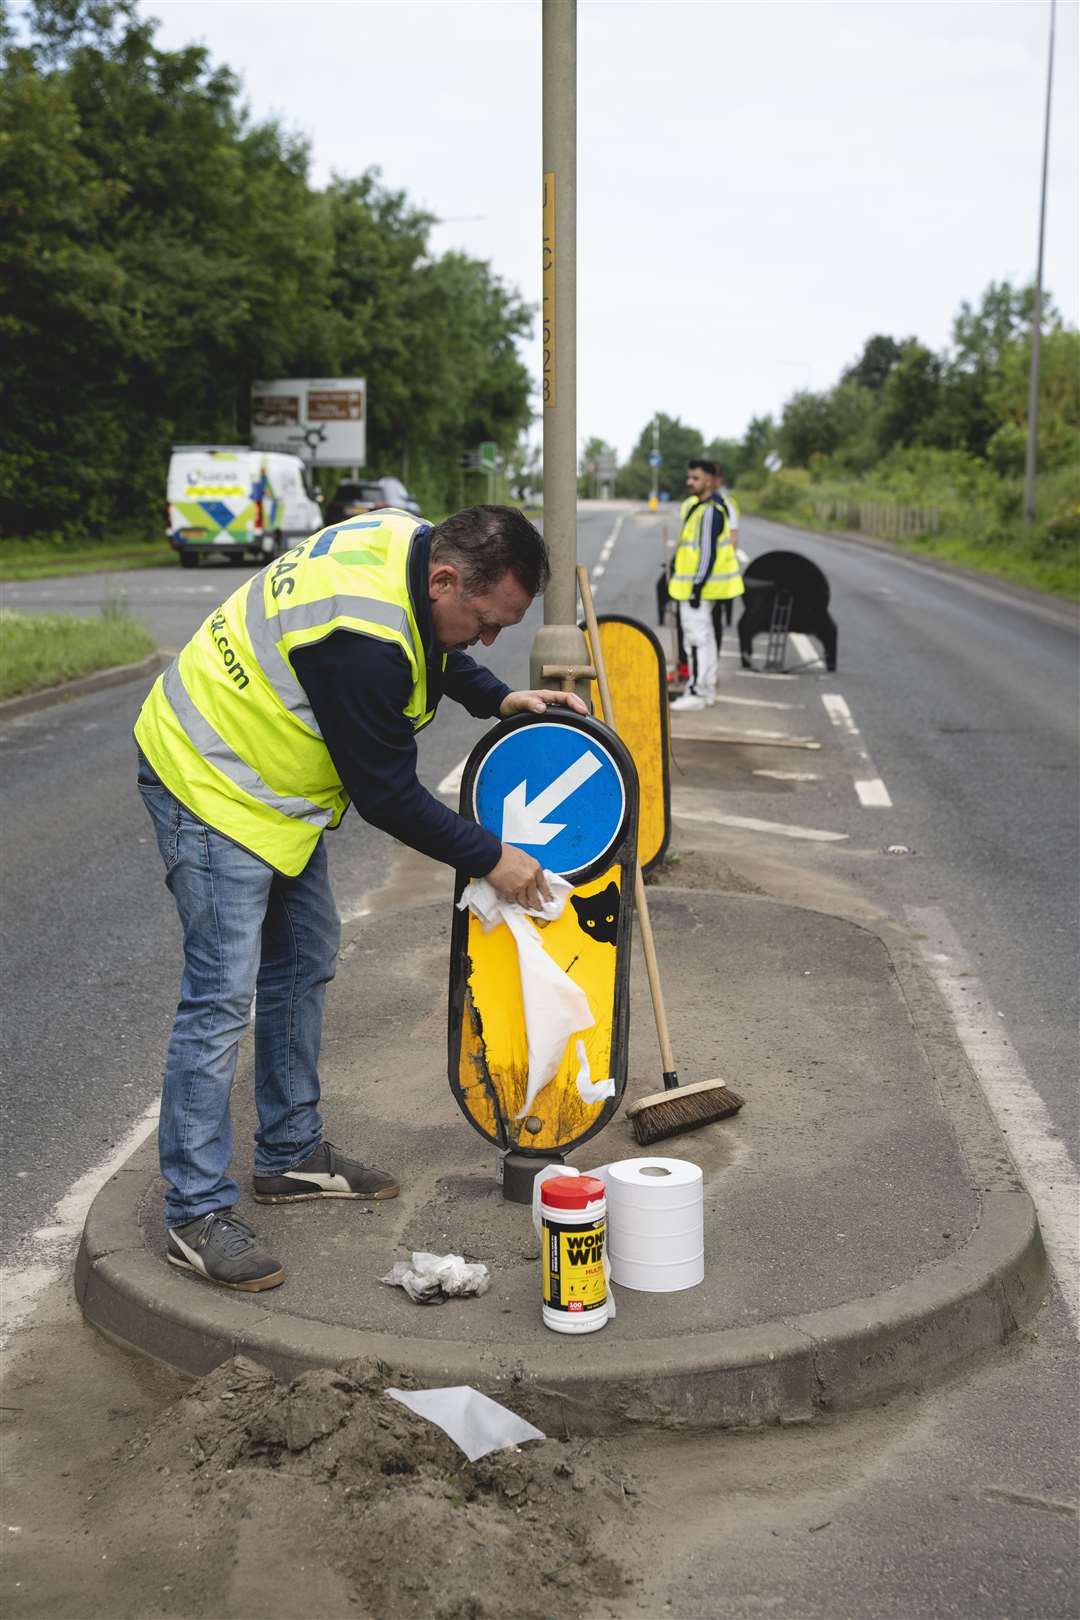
591 564 605 579
437 758 467 797
908 906 1079 1335
821 692 860 736
339 902 372 924
710 694 803 710
674 809 847 842
790 632 825 666
1 1098 160 1345
821 692 893 807
856 778 893 807
753 770 819 781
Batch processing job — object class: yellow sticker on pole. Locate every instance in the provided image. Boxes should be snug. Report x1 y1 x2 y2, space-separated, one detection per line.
543 172 555 409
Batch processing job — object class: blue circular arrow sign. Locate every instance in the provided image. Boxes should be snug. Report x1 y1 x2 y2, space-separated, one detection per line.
471 718 629 880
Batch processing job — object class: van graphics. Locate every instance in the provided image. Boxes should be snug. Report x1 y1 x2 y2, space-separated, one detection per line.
542 1213 607 1313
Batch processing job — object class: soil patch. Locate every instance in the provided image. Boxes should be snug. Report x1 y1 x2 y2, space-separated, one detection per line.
90 1356 639 1619
646 849 765 896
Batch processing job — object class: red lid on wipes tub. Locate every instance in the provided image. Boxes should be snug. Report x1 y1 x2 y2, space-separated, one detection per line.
540 1174 606 1210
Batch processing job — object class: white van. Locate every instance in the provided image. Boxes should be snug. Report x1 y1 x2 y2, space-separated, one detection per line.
166 447 323 569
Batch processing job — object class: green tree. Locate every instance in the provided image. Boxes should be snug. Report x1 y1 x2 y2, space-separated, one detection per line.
578 436 615 497
1 0 533 539
841 334 905 393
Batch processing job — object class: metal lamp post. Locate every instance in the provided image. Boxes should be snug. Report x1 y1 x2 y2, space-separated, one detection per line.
1023 0 1057 530
530 0 591 693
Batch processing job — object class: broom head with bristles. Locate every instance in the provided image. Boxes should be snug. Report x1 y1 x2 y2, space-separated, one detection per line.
625 1077 745 1146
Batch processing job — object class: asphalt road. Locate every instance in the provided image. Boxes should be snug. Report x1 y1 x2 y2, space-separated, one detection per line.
3 504 1075 1258
3 505 1077 1616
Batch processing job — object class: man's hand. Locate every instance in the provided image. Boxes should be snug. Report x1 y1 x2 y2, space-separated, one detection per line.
487 844 553 910
499 689 588 718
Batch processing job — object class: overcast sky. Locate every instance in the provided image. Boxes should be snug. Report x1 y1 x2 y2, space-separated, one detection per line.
135 0 1078 463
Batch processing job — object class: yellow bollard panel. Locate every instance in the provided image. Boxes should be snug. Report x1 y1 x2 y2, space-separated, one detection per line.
448 711 639 1155
581 614 671 874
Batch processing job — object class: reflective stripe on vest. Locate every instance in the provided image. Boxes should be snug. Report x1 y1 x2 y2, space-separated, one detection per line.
242 588 419 736
135 512 431 875
162 661 333 828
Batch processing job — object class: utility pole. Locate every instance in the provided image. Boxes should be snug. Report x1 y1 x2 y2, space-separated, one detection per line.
530 0 591 693
648 414 660 511
1024 0 1056 529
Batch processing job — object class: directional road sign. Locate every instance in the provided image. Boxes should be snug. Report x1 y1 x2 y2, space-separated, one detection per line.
472 716 631 882
648 450 662 467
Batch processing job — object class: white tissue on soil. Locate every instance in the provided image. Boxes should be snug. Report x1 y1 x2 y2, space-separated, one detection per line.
384 1386 546 1462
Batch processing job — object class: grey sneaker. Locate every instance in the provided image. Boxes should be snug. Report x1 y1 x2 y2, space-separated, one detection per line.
252 1140 400 1204
167 1211 285 1291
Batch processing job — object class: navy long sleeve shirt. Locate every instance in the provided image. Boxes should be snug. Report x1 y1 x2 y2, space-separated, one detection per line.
290 529 509 875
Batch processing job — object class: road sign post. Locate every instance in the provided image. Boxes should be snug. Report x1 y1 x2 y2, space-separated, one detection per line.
448 711 639 1196
531 0 591 700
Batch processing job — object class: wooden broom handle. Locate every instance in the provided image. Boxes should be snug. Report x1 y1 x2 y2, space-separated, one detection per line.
576 564 678 1076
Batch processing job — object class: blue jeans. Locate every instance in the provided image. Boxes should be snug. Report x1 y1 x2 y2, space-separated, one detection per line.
137 749 338 1227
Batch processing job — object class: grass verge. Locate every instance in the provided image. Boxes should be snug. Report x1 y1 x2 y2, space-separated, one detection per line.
738 488 1079 601
0 597 157 700
0 535 176 582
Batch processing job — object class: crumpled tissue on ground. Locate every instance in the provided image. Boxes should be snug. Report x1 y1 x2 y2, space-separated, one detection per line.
381 1250 490 1304
385 1385 545 1461
457 872 599 1118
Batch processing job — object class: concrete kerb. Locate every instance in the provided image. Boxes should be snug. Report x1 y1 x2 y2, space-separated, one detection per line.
74 890 1049 1434
0 651 168 719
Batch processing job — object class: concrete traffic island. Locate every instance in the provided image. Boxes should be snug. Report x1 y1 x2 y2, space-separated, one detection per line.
76 880 1047 1433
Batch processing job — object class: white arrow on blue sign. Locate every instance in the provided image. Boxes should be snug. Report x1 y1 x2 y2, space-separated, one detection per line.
472 721 628 878
648 451 662 467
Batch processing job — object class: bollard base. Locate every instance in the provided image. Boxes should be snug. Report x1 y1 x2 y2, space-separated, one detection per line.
502 1151 565 1205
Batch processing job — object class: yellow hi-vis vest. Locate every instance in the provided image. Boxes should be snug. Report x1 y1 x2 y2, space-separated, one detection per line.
135 511 437 876
669 495 744 602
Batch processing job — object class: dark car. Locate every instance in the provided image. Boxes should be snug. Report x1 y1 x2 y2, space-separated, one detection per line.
324 476 421 526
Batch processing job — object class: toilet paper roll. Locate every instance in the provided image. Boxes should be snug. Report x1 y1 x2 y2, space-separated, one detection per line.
602 1157 704 1293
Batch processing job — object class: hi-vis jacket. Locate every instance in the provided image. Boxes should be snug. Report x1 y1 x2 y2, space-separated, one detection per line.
135 511 438 876
668 494 744 602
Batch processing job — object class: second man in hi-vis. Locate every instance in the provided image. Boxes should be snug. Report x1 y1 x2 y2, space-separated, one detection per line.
668 459 744 711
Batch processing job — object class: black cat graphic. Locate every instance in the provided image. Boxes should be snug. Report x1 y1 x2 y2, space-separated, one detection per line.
571 882 620 946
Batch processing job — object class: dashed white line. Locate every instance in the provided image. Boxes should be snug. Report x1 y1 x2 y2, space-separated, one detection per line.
790 631 826 667
821 692 893 807
855 778 892 807
908 906 1079 1335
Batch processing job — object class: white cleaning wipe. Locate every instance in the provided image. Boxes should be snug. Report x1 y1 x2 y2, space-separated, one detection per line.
381 1251 490 1303
458 873 596 1118
573 1037 615 1105
385 1386 545 1462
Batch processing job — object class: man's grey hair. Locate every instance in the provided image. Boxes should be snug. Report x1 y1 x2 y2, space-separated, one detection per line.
428 505 550 598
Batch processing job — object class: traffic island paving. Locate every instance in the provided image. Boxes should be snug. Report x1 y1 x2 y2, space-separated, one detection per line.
76 879 1047 1434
